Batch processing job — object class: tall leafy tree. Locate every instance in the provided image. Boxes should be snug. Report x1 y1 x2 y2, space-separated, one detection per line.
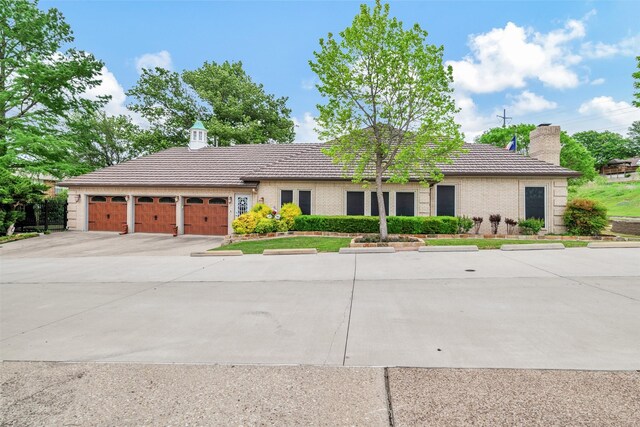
628 121 640 154
0 0 105 177
633 56 640 108
310 0 463 240
66 111 141 170
476 124 597 182
127 61 294 150
572 130 634 169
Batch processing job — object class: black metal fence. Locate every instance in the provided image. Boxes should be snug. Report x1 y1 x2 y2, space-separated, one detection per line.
14 199 67 233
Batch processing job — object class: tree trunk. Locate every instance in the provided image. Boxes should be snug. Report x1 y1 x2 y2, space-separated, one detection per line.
376 162 388 241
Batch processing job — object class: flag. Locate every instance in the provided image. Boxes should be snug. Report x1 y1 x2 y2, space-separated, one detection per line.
505 135 516 152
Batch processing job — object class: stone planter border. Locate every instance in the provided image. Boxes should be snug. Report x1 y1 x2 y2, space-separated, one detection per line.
223 231 637 246
349 237 425 249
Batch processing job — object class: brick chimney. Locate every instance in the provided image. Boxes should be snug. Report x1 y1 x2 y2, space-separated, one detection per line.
529 124 561 165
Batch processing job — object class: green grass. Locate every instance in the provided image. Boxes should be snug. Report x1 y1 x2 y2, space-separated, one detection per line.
0 233 39 244
569 181 640 217
211 236 589 253
211 236 352 254
424 238 588 249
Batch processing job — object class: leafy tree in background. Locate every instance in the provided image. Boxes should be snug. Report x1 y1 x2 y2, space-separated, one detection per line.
572 131 634 169
628 121 640 154
0 0 105 178
633 56 639 108
0 169 47 235
476 124 596 183
66 112 142 170
127 61 294 150
310 0 463 240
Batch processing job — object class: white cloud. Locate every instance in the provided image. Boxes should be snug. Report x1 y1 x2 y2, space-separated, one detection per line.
590 78 605 86
581 34 640 59
301 78 317 90
577 96 640 128
84 66 146 126
452 92 497 142
293 112 320 143
135 50 173 74
507 90 557 115
446 17 588 94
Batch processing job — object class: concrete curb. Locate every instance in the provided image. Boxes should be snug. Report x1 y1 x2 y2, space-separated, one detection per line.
419 245 479 252
587 241 640 249
501 243 565 251
263 248 318 255
191 250 243 257
339 247 396 254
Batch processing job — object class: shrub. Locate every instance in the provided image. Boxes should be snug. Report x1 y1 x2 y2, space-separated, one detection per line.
472 216 483 234
293 215 459 234
254 218 278 234
280 203 302 229
563 198 608 236
505 218 517 234
457 216 474 233
251 203 273 218
275 220 289 232
232 212 259 234
517 218 544 235
489 214 501 234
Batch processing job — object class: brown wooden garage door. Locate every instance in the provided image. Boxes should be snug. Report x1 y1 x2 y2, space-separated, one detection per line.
134 196 176 234
88 196 127 232
184 197 228 235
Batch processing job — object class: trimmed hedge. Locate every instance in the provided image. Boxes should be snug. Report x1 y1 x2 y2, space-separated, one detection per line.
293 215 459 234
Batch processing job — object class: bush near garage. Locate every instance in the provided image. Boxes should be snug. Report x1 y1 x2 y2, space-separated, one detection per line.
254 218 278 234
251 203 273 218
232 212 260 234
563 198 608 236
292 215 460 234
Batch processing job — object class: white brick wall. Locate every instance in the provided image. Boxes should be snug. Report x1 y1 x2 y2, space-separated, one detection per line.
66 175 569 235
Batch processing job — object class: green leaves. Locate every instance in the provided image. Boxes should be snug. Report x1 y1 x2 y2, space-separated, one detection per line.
1 0 105 179
573 130 635 169
310 0 463 186
127 61 294 149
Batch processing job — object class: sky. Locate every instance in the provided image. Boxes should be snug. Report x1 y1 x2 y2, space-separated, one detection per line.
42 0 640 142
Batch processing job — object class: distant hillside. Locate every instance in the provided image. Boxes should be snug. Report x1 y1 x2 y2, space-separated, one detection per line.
569 181 640 218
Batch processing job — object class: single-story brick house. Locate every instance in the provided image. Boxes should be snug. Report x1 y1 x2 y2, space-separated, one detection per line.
59 123 579 235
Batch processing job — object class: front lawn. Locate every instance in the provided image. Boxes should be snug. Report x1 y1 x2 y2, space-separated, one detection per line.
425 238 589 249
211 236 352 254
0 233 39 244
569 181 640 217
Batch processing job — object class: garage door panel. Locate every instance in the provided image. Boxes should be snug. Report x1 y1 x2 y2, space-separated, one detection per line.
88 196 127 232
135 197 176 234
184 198 228 235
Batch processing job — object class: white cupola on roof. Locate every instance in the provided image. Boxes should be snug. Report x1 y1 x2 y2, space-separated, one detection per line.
188 120 208 150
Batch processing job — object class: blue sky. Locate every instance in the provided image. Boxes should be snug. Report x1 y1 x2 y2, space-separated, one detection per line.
44 0 640 142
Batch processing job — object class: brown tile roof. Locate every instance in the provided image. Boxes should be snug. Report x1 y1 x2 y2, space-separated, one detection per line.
59 142 579 188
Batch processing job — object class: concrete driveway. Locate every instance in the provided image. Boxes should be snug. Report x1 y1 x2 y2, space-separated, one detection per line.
0 231 223 258
1 233 639 370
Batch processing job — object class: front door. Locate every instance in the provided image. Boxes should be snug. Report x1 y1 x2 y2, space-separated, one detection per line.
235 194 251 217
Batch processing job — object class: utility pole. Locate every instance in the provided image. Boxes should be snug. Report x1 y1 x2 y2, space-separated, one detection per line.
497 109 512 128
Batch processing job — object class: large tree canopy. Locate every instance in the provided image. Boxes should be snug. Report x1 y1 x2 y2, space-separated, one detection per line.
0 0 105 177
572 130 636 169
633 56 639 108
476 124 596 182
127 61 294 150
65 111 141 170
310 0 463 239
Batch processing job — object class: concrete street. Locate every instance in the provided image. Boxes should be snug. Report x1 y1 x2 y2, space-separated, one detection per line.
1 232 639 369
2 232 640 425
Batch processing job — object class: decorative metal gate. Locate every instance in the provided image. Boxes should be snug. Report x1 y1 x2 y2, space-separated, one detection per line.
14 198 68 232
